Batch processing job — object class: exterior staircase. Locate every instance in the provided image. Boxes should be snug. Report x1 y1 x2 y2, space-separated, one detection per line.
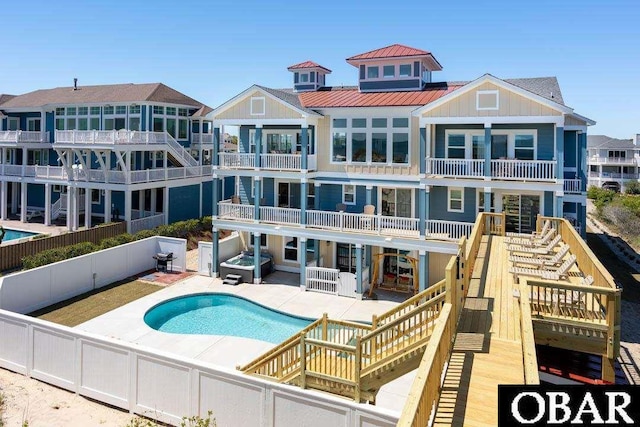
238 280 448 403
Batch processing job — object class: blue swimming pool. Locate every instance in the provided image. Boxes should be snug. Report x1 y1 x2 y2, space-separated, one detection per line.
144 293 314 343
1 228 39 242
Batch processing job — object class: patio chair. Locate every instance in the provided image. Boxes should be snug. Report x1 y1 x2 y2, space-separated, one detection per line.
506 234 562 255
504 228 556 247
510 254 576 283
506 220 551 238
509 244 570 268
361 204 375 230
26 207 44 221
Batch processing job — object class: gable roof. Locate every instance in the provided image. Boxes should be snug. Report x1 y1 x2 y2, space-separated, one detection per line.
413 74 574 116
505 77 564 105
0 94 16 106
298 83 463 108
587 135 637 150
0 83 210 112
347 44 432 60
287 61 332 73
211 85 322 119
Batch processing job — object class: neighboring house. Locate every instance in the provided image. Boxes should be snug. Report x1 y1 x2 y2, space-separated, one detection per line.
0 81 231 233
587 134 640 192
208 43 593 297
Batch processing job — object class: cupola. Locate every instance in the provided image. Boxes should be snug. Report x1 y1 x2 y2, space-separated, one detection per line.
287 61 332 92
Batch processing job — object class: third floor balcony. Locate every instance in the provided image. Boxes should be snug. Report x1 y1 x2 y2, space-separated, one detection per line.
426 158 557 182
218 152 317 172
0 131 50 145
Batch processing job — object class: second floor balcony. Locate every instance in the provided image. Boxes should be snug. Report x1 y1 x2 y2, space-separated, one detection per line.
426 158 557 182
216 200 473 242
0 131 50 145
588 171 639 180
218 152 317 172
589 155 640 166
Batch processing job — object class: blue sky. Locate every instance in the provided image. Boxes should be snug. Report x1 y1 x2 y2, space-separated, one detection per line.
2 0 638 138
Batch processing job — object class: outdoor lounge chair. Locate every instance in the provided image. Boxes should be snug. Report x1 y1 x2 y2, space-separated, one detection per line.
506 234 562 255
506 220 551 238
510 254 576 283
509 244 570 268
504 228 556 247
26 207 44 221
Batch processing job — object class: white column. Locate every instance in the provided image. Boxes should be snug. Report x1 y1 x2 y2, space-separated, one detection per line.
44 183 51 226
150 188 157 214
21 147 27 176
124 189 132 233
20 183 27 222
85 188 91 228
11 182 18 214
73 187 79 231
138 189 145 216
163 186 169 225
104 189 112 223
199 183 203 218
0 181 6 220
66 186 72 230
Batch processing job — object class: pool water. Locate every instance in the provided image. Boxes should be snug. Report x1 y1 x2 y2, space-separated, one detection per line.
1 228 39 242
144 293 313 343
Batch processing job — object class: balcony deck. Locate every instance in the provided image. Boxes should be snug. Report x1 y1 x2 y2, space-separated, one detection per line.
218 152 317 171
0 131 50 145
426 158 557 182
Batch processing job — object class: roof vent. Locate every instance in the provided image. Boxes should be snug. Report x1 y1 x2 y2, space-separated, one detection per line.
73 78 78 91
550 91 554 99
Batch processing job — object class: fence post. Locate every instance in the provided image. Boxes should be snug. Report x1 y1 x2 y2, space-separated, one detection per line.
322 313 328 341
300 333 307 389
354 336 362 403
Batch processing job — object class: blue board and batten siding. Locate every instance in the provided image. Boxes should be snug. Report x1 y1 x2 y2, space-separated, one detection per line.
429 186 477 223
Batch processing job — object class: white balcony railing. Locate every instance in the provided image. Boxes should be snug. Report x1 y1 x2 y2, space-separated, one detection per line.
589 156 640 165
218 152 317 171
0 131 50 143
426 158 485 178
589 171 640 179
563 179 582 193
490 159 556 181
29 165 209 184
191 133 214 144
217 202 469 242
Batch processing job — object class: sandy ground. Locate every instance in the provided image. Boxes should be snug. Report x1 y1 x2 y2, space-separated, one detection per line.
0 368 136 427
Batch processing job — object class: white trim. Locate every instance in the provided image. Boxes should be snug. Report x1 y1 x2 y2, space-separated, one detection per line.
476 90 499 111
250 97 265 116
212 118 311 126
419 115 564 126
447 187 464 213
342 184 356 205
412 74 574 116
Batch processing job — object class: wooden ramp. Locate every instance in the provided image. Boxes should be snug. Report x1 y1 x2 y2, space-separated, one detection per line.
434 235 526 427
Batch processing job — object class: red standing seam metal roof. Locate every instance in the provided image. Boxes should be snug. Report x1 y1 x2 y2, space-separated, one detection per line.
287 61 332 73
347 44 433 60
298 84 463 108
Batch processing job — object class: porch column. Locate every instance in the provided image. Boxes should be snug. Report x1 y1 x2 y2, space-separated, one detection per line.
419 186 426 237
484 187 492 212
11 182 18 214
579 201 587 238
365 185 372 205
424 185 430 222
20 183 27 223
578 132 587 191
124 189 132 233
355 244 363 299
365 245 372 283
213 127 220 167
555 191 564 218
419 250 428 292
300 237 307 288
254 125 262 168
314 182 321 262
419 126 426 175
150 188 157 214
85 189 91 228
212 176 219 217
253 233 261 284
556 126 564 181
211 228 219 278
484 124 492 178
21 147 27 177
253 177 261 221
138 190 145 216
104 190 112 223
44 183 51 226
301 125 308 171
0 181 6 220
163 187 169 225
300 179 307 226
66 185 72 231
199 183 203 218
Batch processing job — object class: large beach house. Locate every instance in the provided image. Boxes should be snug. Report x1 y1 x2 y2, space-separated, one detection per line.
0 81 224 233
208 44 593 295
587 134 640 193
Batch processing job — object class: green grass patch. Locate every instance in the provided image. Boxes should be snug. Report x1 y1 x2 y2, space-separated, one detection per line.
28 279 163 327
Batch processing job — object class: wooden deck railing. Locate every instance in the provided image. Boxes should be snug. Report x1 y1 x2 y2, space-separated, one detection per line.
397 303 454 427
518 282 540 385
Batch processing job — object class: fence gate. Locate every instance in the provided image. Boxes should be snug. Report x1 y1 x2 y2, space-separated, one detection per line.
337 272 357 298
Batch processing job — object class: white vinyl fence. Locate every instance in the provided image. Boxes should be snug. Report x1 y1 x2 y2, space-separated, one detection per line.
197 232 241 275
0 236 186 314
0 310 398 426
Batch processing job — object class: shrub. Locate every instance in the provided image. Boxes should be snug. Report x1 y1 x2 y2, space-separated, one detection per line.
625 180 640 195
133 229 158 240
587 186 617 215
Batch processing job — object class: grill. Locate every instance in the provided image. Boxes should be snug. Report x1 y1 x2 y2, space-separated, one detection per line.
154 252 175 272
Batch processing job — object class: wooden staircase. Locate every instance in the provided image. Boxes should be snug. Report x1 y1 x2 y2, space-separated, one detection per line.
238 280 448 402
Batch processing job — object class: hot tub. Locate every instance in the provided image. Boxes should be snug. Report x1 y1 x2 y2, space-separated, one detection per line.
220 253 272 284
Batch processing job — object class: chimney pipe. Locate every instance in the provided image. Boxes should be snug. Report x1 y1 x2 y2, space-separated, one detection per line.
73 78 78 91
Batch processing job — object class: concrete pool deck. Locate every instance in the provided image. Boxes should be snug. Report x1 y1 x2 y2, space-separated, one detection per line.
77 274 416 414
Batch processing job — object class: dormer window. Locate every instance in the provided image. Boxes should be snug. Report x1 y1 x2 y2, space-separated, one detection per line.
300 73 309 83
399 64 412 77
367 67 379 79
383 65 395 78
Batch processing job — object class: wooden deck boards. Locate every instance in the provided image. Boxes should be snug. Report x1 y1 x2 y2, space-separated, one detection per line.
434 236 526 427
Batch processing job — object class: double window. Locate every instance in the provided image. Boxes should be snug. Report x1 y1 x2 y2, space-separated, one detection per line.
331 117 410 165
